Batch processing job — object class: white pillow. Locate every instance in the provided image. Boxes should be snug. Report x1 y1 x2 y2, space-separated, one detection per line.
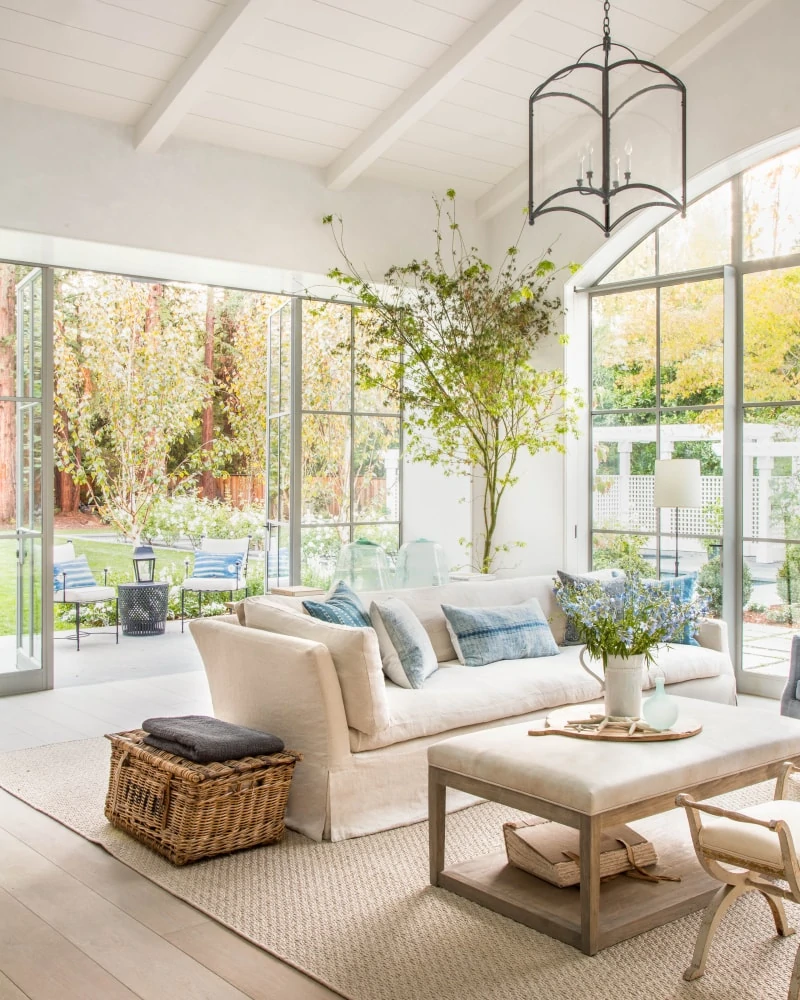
242 601 388 736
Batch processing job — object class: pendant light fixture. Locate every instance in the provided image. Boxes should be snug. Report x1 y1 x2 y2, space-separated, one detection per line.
528 1 687 237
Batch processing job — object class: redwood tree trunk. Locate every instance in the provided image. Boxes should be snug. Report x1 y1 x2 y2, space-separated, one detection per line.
200 286 216 500
0 264 16 524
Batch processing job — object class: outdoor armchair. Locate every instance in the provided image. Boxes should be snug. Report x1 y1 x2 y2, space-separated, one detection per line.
180 536 250 632
53 540 118 651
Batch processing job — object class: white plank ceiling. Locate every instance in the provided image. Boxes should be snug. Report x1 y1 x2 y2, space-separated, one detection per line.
0 0 745 212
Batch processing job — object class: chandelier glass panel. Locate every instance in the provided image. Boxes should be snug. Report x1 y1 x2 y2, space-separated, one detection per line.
528 1 687 238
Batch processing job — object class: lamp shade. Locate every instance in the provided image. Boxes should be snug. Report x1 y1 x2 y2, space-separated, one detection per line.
654 459 702 508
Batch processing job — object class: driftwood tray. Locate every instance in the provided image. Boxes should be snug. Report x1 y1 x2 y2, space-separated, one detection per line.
529 707 702 743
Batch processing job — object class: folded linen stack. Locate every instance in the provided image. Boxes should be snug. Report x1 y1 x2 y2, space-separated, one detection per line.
142 714 284 764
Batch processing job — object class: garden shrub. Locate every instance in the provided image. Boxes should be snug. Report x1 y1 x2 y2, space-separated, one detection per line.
592 534 652 577
697 557 753 617
777 546 800 605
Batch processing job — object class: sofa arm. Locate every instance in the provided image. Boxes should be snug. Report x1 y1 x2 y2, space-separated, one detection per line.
189 618 351 840
696 617 729 656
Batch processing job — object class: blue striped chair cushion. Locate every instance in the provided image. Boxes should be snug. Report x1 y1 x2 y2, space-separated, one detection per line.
303 580 371 628
193 552 243 580
442 598 558 667
53 554 97 592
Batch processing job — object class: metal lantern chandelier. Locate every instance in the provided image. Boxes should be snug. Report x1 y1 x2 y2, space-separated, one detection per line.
528 0 687 238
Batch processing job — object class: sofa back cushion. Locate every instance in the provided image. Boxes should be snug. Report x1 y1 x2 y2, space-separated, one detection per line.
359 576 565 662
234 594 308 624
241 600 389 736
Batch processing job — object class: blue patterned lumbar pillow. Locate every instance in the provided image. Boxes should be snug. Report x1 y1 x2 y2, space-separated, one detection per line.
303 580 371 628
557 570 626 645
441 599 558 667
53 554 96 592
657 573 700 646
370 597 438 689
193 551 243 579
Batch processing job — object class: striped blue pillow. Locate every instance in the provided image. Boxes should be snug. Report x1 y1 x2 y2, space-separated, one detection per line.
53 554 97 592
303 580 371 628
193 552 242 579
442 598 558 667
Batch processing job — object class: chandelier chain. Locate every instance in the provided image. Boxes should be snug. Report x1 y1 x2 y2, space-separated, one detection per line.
603 0 611 39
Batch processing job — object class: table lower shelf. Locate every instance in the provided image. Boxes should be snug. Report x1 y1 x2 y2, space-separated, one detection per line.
437 810 718 953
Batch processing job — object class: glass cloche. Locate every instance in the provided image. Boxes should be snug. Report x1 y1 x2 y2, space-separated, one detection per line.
334 538 393 591
395 538 448 588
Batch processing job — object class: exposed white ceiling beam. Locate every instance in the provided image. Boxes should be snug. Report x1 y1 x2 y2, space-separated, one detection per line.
325 0 537 191
475 0 775 221
134 0 265 153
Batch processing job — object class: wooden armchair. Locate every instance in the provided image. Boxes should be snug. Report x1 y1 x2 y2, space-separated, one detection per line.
678 763 800 997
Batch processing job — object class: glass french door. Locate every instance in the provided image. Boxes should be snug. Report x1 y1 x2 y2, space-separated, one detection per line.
265 299 295 591
0 266 53 695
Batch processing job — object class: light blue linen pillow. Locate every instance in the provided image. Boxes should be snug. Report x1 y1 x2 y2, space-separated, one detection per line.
370 597 438 689
303 580 371 628
441 598 558 667
53 554 96 592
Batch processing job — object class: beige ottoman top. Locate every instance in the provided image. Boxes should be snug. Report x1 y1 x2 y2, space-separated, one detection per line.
427 698 800 816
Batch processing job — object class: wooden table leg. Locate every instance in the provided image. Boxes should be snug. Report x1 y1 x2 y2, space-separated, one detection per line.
429 766 446 886
579 813 601 955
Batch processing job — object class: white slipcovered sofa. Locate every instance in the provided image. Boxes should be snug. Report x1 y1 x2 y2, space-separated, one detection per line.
189 573 735 842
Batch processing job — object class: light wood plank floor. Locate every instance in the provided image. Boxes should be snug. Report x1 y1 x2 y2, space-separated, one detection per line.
0 668 781 1000
0 670 342 1000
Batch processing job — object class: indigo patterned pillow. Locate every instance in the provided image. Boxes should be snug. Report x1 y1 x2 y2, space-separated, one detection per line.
441 598 558 667
557 570 626 645
53 554 96 592
193 551 243 579
370 598 438 689
303 580 371 628
656 573 700 646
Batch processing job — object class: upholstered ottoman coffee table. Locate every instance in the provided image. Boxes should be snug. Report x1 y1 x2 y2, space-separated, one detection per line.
428 698 800 955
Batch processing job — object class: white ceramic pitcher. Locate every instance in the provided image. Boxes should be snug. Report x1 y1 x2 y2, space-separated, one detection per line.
579 648 645 719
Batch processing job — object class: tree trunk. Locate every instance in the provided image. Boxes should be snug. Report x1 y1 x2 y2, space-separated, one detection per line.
0 264 16 524
55 469 80 513
200 286 217 500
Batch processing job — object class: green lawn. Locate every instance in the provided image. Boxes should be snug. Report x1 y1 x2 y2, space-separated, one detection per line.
0 533 263 636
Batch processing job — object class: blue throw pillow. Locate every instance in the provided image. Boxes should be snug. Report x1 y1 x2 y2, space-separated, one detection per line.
193 551 243 579
370 597 438 689
658 573 700 646
303 580 371 628
53 554 96 592
441 598 558 667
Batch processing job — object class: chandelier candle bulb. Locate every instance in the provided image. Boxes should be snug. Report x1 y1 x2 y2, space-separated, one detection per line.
625 140 633 175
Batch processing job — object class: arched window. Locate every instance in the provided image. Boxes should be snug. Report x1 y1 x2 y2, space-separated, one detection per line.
586 146 800 695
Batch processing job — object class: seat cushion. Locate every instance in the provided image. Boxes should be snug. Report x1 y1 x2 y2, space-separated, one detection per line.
182 577 245 592
59 585 116 603
349 640 730 752
699 799 800 868
242 600 389 736
350 653 602 752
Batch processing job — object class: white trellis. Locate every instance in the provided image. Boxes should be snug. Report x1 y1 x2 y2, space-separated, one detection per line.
592 421 800 563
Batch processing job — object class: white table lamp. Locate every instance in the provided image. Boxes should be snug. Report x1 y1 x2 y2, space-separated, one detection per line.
654 459 702 577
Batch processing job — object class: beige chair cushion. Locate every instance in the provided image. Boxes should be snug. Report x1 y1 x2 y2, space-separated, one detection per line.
699 799 800 868
235 594 308 624
242 600 388 736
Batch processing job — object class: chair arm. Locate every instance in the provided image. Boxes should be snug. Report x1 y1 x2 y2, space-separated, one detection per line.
696 618 729 655
189 618 350 768
676 792 779 830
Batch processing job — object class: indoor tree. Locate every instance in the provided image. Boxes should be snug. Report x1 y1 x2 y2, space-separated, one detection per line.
324 191 581 573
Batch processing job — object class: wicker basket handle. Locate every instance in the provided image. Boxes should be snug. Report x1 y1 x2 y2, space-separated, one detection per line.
110 747 131 817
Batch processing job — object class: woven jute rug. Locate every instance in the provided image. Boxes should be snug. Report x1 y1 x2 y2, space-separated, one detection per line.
0 738 796 1000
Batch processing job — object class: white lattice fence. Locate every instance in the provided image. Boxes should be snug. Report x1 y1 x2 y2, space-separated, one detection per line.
594 475 723 534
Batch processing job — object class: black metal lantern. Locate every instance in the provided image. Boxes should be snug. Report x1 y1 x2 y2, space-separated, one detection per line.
133 544 156 583
528 0 686 238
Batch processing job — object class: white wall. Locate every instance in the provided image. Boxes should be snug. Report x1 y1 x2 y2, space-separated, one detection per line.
485 0 800 576
0 96 482 566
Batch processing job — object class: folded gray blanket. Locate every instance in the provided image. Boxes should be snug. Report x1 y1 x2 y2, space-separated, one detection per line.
142 715 284 764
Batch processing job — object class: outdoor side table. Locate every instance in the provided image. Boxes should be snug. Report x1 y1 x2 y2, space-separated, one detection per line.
118 582 169 637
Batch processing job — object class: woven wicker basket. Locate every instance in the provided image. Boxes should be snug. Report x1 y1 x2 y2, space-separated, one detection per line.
503 817 658 888
104 729 301 866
